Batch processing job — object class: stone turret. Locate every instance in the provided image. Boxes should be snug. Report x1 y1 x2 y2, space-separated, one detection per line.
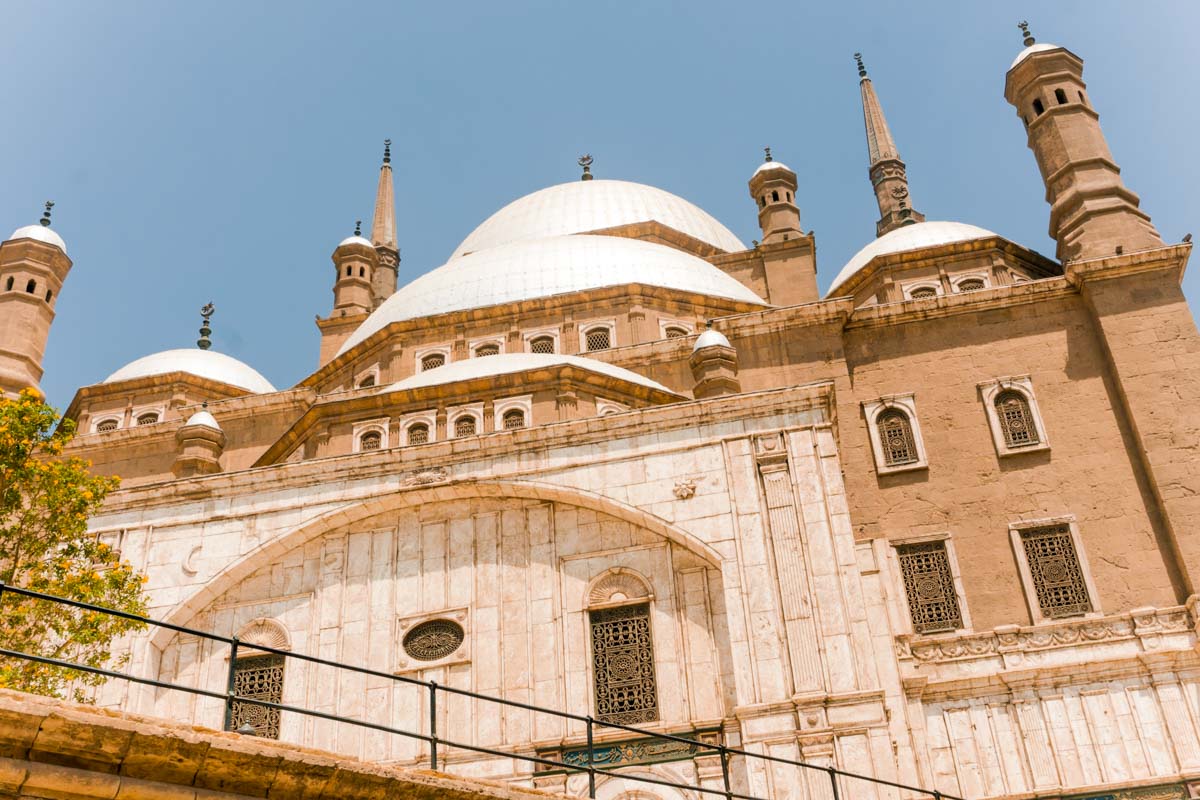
748 148 802 245
747 149 818 306
0 202 71 398
172 408 225 477
856 53 924 237
689 328 740 399
316 222 379 366
1005 23 1162 262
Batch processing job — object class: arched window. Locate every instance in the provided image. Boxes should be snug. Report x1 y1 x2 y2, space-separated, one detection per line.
359 431 382 451
25 279 35 294
955 278 986 292
4 277 12 291
1078 91 1086 104
588 571 658 725
786 191 792 202
1055 88 1068 105
585 327 611 352
474 343 500 357
529 336 555 354
502 409 525 429
230 654 284 739
663 326 688 339
995 390 1039 448
407 423 430 445
358 266 365 277
357 374 376 388
44 289 52 302
877 409 918 466
345 266 352 276
909 286 938 299
421 353 446 371
454 415 477 438
95 418 119 433
136 412 159 426
758 197 766 209
1032 98 1045 116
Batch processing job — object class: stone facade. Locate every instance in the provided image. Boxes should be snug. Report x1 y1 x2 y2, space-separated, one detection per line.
1 28 1199 800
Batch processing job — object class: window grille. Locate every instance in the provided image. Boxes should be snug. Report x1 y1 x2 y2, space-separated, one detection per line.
136 413 159 426
474 344 500 357
454 416 477 438
1020 524 1092 619
230 654 284 739
96 419 119 433
529 336 555 354
664 326 688 339
956 278 986 292
421 353 446 371
357 374 376 388
995 391 1038 448
589 603 658 725
359 431 382 451
896 542 963 633
407 423 429 445
909 287 937 299
877 409 918 466
402 619 465 661
585 327 611 352
502 409 525 429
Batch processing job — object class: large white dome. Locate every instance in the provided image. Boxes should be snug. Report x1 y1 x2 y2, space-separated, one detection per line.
104 349 276 393
827 221 1000 296
451 179 746 258
336 235 767 356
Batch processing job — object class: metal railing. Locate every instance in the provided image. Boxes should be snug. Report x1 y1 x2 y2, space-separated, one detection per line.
0 583 959 800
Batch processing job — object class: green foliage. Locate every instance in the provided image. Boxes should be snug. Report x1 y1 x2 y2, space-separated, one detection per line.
0 389 147 699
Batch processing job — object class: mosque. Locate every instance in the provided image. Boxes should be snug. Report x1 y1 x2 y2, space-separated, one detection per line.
1 26 1199 800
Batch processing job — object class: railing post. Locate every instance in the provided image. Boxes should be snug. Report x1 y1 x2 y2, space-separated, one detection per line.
719 744 733 800
585 715 596 799
827 767 840 800
429 680 439 771
223 637 239 732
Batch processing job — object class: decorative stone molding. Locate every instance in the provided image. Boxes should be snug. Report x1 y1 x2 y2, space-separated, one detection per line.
587 568 653 608
396 607 470 673
236 617 291 653
402 466 449 486
672 479 697 499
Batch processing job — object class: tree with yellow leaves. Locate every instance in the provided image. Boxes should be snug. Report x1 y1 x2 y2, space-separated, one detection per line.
0 389 147 699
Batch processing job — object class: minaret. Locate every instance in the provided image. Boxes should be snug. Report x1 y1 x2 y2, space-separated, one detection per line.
315 221 379 366
746 149 818 305
370 139 399 307
747 147 802 244
1005 23 1162 262
856 53 924 237
0 202 72 398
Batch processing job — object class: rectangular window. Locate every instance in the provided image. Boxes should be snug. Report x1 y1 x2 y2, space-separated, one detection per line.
1020 524 1092 619
230 654 284 738
590 603 658 724
896 541 963 633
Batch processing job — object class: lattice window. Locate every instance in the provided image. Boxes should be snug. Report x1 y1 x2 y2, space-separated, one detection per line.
664 326 688 339
956 278 986 292
407 423 429 445
910 286 938 299
878 409 918 466
136 412 159 426
589 603 658 725
896 542 963 633
1020 524 1092 619
585 327 611 352
502 409 526 429
96 419 119 433
359 431 382 451
357 374 376 388
474 344 500 357
402 619 465 661
454 416 477 438
230 654 284 739
995 391 1038 448
529 336 555 354
421 353 446 371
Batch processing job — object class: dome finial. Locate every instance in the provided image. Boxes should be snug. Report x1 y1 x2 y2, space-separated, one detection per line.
763 146 773 163
1018 20 1035 47
382 138 391 165
197 302 214 350
354 219 362 237
40 200 54 227
578 154 594 181
854 52 867 79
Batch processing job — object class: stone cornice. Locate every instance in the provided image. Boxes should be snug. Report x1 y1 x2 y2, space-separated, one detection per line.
1063 242 1191 286
843 276 1075 330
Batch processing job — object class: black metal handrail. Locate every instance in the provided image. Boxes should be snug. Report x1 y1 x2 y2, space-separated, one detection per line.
0 582 958 800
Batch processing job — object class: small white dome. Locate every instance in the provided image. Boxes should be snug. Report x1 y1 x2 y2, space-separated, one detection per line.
692 329 731 351
380 352 675 395
828 221 1000 296
338 235 374 248
1010 42 1061 69
8 224 66 254
183 410 221 430
451 179 746 258
336 235 767 356
753 160 793 176
104 349 276 393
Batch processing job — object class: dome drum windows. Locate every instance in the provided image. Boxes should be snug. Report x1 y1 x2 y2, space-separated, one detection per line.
494 395 532 433
416 346 450 373
351 419 389 453
406 422 430 445
94 417 120 433
904 282 942 301
581 320 616 353
979 376 1049 457
952 274 990 293
355 366 380 389
502 409 525 429
469 338 504 358
399 411 437 446
658 318 693 340
863 394 928 474
452 412 478 438
527 334 556 355
135 412 160 426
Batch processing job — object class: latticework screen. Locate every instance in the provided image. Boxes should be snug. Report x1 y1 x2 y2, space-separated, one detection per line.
454 416 477 438
407 424 429 445
1020 524 1092 618
529 337 555 354
231 654 284 739
878 410 918 466
585 328 611 352
896 541 963 633
421 354 446 371
996 391 1039 448
590 603 658 725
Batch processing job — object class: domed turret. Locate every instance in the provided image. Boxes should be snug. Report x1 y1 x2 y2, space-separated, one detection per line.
173 406 225 477
747 147 802 246
689 326 740 399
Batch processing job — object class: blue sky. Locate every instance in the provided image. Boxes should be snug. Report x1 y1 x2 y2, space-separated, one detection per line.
3 2 1197 410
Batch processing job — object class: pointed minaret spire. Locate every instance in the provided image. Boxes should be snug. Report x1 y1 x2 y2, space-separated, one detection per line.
855 53 924 237
369 139 399 308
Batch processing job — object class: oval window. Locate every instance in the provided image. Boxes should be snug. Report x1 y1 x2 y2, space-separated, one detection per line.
402 619 465 661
